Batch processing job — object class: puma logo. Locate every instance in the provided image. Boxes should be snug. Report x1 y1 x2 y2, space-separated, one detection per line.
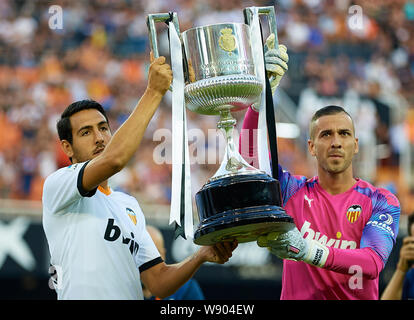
304 194 314 208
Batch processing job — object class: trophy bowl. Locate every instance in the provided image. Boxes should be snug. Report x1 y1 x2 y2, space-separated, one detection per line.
183 23 261 115
184 74 262 115
183 23 263 115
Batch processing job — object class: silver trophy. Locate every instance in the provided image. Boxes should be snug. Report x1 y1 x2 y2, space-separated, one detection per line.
147 7 294 245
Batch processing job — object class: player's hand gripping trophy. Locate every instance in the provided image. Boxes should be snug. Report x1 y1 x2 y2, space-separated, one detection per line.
147 6 293 245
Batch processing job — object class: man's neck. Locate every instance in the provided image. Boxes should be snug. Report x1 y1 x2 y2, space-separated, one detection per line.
318 168 357 195
100 180 109 189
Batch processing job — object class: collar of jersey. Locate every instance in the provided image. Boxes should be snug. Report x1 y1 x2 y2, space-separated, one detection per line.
315 177 360 197
98 185 112 196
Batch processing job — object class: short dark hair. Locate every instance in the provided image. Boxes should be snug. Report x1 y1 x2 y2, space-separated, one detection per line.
309 105 355 139
57 99 109 144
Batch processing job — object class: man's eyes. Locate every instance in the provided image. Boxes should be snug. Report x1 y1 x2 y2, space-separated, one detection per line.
80 127 108 136
320 131 350 137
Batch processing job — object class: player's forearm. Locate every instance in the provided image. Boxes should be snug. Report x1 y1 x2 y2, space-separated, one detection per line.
149 251 205 299
324 247 384 280
102 88 163 170
380 269 406 300
239 106 259 165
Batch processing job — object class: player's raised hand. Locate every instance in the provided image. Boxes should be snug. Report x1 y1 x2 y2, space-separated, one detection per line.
264 34 288 94
148 51 173 95
251 35 289 111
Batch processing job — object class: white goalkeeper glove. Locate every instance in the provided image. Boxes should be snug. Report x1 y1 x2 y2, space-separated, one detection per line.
251 34 289 111
257 227 329 268
264 33 288 95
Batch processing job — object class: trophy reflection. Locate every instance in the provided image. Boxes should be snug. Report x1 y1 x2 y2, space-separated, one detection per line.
147 7 294 245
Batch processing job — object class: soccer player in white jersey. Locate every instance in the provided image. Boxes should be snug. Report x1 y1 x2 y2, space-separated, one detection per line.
42 53 237 300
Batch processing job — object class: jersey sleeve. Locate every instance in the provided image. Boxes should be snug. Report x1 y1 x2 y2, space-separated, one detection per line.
360 188 401 265
42 161 97 214
324 189 400 278
134 205 163 272
324 246 384 279
278 165 307 207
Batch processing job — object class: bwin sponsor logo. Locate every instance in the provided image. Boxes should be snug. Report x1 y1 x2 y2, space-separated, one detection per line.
300 221 357 249
104 219 139 255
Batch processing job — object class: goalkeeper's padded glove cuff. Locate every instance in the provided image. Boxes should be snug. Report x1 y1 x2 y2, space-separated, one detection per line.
250 103 260 112
303 239 329 268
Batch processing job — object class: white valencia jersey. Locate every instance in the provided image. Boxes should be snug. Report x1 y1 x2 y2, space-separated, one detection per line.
42 161 162 300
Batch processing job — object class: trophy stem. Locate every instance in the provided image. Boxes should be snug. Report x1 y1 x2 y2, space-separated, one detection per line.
217 110 238 168
209 109 261 181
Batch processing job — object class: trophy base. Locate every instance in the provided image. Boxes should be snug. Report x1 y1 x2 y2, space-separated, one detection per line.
193 205 294 245
194 173 295 245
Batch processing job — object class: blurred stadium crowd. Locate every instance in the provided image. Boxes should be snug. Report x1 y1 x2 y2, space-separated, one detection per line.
0 0 413 216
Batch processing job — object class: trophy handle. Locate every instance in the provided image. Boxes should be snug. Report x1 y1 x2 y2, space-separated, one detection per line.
244 6 279 84
146 12 181 91
243 6 279 48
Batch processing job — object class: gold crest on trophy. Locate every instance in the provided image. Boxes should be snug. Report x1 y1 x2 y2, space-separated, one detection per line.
219 28 237 54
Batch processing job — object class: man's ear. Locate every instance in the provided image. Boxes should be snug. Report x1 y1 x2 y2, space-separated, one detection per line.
308 139 316 157
354 137 359 155
61 140 74 159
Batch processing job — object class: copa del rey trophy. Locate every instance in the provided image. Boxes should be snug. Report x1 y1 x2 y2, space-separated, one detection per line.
147 6 294 245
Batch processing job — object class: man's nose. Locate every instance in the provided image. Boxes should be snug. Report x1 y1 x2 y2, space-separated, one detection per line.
331 133 342 148
94 129 105 144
